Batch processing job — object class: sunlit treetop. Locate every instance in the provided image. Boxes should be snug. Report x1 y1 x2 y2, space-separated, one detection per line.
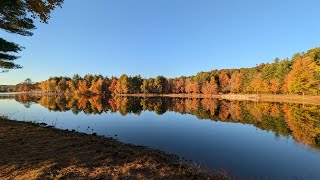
0 0 63 70
0 0 63 36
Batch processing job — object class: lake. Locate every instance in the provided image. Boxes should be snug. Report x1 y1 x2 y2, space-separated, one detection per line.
1 94 320 179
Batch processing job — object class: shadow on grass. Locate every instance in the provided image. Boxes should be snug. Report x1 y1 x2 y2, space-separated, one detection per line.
0 118 229 179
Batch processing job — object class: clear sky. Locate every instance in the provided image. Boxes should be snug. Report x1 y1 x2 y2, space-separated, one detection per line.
1 0 320 85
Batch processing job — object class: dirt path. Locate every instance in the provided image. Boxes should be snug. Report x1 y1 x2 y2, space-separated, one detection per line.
0 118 228 180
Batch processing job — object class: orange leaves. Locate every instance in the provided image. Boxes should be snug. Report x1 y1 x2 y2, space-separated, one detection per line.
185 79 200 94
282 104 320 147
90 78 104 95
173 78 185 94
78 80 89 95
109 78 119 94
219 71 231 93
269 79 280 94
230 72 242 93
285 57 319 95
201 77 218 94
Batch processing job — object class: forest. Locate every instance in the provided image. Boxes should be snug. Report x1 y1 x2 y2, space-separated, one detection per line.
15 47 320 96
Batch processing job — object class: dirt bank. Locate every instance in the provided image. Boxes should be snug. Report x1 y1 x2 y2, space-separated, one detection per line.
0 118 228 179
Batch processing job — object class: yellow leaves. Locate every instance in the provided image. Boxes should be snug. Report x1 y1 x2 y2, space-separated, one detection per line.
269 79 280 94
286 57 319 94
90 78 104 95
231 72 242 93
283 104 320 146
247 73 269 93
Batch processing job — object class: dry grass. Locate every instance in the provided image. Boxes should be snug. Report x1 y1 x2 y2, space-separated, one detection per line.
119 93 320 105
0 118 229 180
254 94 320 105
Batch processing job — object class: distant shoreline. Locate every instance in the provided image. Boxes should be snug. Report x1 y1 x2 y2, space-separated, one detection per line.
0 92 28 95
1 92 320 105
118 93 320 105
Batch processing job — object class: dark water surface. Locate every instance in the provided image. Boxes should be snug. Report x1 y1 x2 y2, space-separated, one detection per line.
1 94 320 179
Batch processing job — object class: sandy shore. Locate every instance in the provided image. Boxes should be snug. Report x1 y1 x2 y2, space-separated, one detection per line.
119 93 320 105
0 118 229 179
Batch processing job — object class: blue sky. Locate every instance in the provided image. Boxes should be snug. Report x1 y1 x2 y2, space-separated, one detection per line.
1 0 320 85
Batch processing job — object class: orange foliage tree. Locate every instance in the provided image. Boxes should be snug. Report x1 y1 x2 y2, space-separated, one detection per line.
219 71 231 93
285 57 319 95
201 77 218 94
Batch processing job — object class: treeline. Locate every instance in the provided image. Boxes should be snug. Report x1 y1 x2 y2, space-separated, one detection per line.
0 85 15 92
22 47 320 95
15 94 320 149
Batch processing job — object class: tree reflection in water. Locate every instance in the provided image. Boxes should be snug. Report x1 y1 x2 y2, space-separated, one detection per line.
14 94 320 149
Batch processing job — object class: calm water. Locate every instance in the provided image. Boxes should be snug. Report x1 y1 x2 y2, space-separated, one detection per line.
1 94 320 179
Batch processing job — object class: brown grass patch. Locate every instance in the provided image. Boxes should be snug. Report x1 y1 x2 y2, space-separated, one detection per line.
0 118 229 179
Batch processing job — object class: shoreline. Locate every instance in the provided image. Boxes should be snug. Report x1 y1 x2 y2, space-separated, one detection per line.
1 92 319 105
0 117 228 179
118 93 320 105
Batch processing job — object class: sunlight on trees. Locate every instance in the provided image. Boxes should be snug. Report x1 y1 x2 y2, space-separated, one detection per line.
10 47 320 96
0 0 63 71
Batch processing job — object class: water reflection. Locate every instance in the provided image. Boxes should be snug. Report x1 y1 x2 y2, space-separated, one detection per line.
13 94 320 149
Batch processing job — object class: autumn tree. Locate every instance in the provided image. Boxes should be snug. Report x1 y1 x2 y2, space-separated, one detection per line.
201 77 218 94
230 72 241 93
219 71 231 93
15 78 36 92
90 77 104 95
103 77 111 94
84 74 93 88
56 78 67 93
173 77 185 94
185 79 193 94
269 78 280 94
131 75 142 93
16 83 28 92
140 79 149 94
285 57 319 95
147 78 155 93
78 80 89 95
119 74 130 94
182 79 200 94
109 77 119 94
247 73 269 93
48 79 56 93
190 81 200 94
154 76 166 94
240 68 256 93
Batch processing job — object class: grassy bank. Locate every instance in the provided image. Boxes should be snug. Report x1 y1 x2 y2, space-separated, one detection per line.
119 93 320 105
0 118 228 179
